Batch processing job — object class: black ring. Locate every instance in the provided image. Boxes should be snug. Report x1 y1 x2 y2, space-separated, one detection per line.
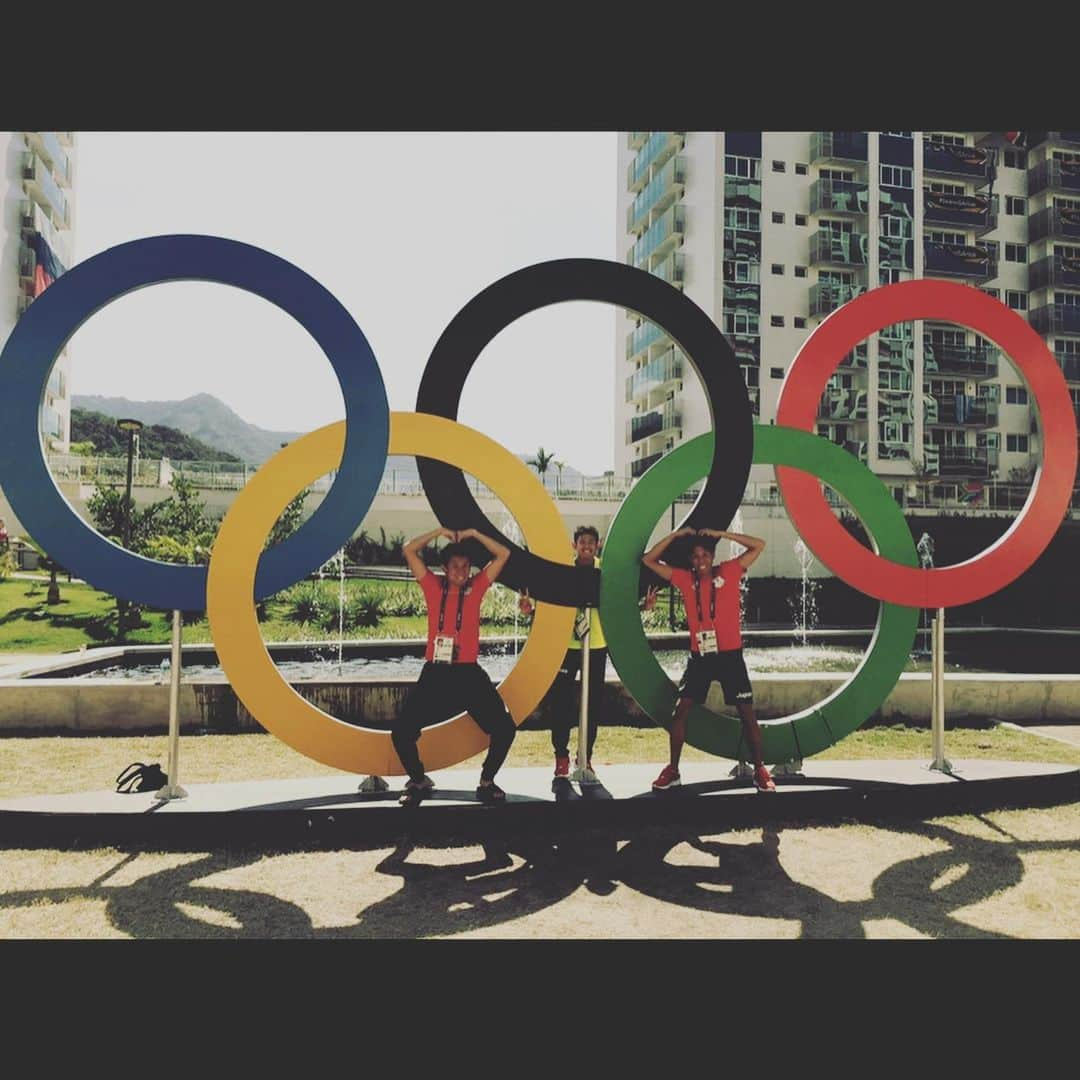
415 259 752 607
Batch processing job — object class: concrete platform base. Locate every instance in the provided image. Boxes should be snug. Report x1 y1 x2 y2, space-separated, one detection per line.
0 759 1076 850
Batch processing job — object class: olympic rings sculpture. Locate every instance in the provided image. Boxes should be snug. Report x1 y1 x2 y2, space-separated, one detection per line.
0 235 1074 772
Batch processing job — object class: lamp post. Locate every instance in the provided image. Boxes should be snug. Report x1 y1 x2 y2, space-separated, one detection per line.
117 418 143 632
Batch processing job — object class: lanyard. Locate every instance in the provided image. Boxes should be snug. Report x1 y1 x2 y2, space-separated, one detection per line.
438 577 465 635
691 569 716 626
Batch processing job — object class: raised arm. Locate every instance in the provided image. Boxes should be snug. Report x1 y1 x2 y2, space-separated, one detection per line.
460 527 512 582
700 528 767 570
403 527 453 583
641 526 695 583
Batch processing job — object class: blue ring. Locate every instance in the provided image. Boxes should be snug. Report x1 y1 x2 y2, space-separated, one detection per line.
0 235 389 610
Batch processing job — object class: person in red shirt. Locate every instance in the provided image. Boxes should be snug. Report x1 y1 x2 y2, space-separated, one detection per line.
393 526 514 806
642 525 776 794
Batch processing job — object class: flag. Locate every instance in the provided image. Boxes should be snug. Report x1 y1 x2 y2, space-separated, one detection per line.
28 231 66 298
1004 132 1026 146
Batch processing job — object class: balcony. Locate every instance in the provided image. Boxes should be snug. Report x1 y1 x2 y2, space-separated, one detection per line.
923 190 997 233
1029 206 1080 244
932 445 999 478
1029 254 1080 292
809 281 866 317
922 142 991 186
21 152 69 228
1025 132 1080 151
878 394 915 422
840 343 869 369
628 154 686 234
625 347 684 402
626 319 666 361
627 401 682 444
923 395 939 424
808 179 868 216
632 203 686 267
928 395 999 427
731 334 760 366
631 452 663 479
20 199 68 264
724 176 761 209
723 282 761 309
651 251 685 287
1055 351 1080 381
628 132 648 151
879 236 915 272
25 132 73 187
879 338 915 370
628 132 685 193
924 241 996 282
723 230 760 261
809 132 868 165
1030 304 1080 336
1027 159 1080 198
844 440 868 463
808 230 868 267
924 344 999 379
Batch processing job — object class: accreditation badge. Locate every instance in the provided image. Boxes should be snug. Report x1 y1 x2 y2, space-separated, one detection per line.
433 635 456 663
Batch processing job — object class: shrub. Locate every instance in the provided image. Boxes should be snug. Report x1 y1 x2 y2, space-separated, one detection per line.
284 582 331 626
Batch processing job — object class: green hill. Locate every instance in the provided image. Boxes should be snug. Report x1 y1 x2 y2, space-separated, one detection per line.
69 409 240 462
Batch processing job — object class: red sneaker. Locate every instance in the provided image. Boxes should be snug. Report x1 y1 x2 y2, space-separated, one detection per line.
652 764 681 791
554 755 570 778
754 765 776 792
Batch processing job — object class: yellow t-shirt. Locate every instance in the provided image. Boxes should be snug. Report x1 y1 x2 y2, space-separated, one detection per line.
568 555 606 650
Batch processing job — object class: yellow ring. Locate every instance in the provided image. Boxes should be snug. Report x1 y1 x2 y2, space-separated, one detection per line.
206 413 575 775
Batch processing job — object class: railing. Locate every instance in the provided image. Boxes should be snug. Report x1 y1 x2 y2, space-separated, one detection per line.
1027 158 1080 198
26 132 72 186
809 281 866 317
923 190 997 231
651 251 685 286
924 241 997 281
627 154 686 232
631 452 663 479
924 344 999 379
626 319 666 360
1029 254 1080 292
808 230 868 266
809 178 868 216
627 401 682 443
625 347 684 402
929 395 999 427
922 141 991 184
809 131 868 164
1030 304 1080 335
1055 351 1080 381
20 152 68 227
628 131 684 191
1029 206 1080 244
631 203 686 266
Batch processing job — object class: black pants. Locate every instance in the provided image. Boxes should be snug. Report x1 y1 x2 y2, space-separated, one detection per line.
391 662 516 783
550 647 607 759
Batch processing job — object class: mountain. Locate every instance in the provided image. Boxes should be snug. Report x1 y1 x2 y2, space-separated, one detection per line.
71 393 302 464
70 409 240 462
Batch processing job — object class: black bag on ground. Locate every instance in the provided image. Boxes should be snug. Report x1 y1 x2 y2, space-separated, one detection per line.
115 762 167 793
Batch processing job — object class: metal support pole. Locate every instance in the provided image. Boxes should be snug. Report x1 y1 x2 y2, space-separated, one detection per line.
158 610 188 800
570 610 598 785
930 606 952 774
358 775 389 793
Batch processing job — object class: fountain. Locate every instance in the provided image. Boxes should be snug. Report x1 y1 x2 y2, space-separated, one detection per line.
727 509 751 627
789 537 821 648
497 508 524 657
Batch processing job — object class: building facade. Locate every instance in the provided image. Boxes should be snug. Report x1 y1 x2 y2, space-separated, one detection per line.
615 131 1080 507
1 131 76 452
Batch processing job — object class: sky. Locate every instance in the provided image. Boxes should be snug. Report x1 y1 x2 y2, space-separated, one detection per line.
68 132 622 474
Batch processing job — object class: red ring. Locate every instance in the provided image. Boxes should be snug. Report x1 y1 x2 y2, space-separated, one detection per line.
775 280 1077 608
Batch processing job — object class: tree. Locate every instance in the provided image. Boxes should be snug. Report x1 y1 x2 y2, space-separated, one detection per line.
265 488 309 550
554 460 566 493
528 446 555 481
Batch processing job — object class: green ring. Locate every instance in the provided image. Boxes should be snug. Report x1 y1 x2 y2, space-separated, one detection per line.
600 426 919 764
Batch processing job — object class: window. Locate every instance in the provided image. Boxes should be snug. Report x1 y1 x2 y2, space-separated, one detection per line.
879 369 909 390
1058 292 1080 307
1005 196 1027 216
880 165 913 187
1053 150 1080 164
926 132 965 147
771 211 785 224
794 265 807 278
1057 338 1080 355
795 163 808 175
1006 434 1030 453
981 287 1000 300
770 315 785 327
724 155 761 179
772 160 786 173
1054 244 1080 259
1005 290 1028 311
882 131 913 138
795 213 808 226
928 230 966 246
977 384 1001 403
724 208 761 230
1005 243 1028 263
794 317 807 329
880 215 912 238
821 218 854 234
1006 385 1029 405
880 268 911 285
977 432 1001 449
770 367 785 379
928 181 965 195
723 311 759 335
1003 149 1026 168
771 263 784 275
819 168 855 182
724 260 760 283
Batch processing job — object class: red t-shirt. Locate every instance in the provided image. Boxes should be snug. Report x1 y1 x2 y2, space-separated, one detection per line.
419 570 491 664
670 559 744 652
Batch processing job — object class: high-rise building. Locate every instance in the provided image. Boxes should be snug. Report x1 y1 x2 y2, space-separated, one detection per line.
1 131 76 452
616 131 1080 508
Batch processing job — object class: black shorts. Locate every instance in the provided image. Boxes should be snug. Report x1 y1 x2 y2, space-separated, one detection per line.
678 649 753 706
